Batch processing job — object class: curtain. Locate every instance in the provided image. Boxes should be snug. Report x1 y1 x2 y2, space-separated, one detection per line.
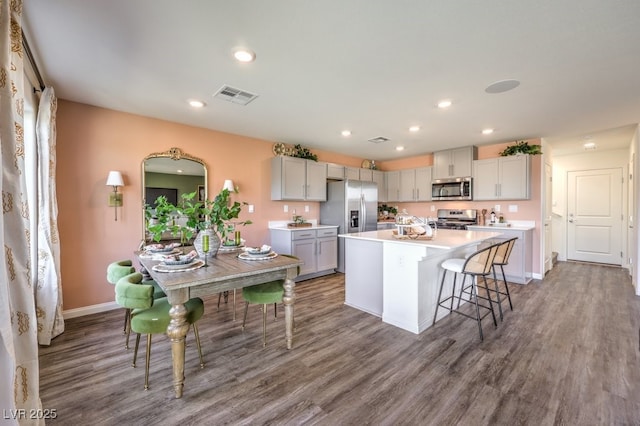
34 87 63 345
0 0 43 424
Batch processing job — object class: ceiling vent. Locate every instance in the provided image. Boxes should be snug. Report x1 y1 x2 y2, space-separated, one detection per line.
368 136 390 144
213 85 258 105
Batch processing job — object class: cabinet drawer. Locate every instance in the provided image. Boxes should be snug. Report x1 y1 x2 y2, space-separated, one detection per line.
291 230 317 240
316 228 338 237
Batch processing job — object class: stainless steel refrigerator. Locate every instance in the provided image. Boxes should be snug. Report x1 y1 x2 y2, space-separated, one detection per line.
320 180 378 273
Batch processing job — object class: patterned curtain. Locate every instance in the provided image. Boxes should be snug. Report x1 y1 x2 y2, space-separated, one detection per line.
35 87 63 345
0 0 43 424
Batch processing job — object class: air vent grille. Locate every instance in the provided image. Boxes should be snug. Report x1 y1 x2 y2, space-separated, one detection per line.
368 136 390 144
214 85 258 105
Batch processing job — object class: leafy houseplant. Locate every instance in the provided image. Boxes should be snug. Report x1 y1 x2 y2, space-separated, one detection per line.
145 195 182 243
202 188 252 241
499 140 542 156
291 144 318 162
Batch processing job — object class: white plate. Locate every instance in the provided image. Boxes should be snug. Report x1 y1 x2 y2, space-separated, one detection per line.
238 252 278 261
152 259 204 272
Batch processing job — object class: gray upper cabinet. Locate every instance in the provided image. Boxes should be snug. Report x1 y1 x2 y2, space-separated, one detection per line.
433 146 477 179
326 163 345 180
399 167 432 201
386 171 401 202
271 156 327 201
372 170 386 202
473 154 530 200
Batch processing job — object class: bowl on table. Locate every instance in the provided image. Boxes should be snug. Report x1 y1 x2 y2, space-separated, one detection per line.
244 245 272 257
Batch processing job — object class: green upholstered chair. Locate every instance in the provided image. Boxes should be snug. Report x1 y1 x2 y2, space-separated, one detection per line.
107 260 166 349
241 255 298 347
115 272 205 390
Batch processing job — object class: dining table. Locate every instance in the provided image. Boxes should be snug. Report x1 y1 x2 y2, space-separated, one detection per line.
136 246 303 398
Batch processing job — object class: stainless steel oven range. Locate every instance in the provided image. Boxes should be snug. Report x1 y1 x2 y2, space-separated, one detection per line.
435 209 478 230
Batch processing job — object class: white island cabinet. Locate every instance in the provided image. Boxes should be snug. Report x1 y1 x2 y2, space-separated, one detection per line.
341 229 501 334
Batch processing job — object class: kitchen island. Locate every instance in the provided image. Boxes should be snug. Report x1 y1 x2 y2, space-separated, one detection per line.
341 228 501 334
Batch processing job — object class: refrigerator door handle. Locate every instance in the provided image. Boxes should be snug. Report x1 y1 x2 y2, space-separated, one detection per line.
360 193 366 233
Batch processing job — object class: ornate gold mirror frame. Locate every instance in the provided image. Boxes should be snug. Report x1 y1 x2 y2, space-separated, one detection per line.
141 147 208 241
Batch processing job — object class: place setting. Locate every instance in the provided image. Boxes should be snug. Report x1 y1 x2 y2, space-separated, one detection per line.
152 249 204 273
139 242 183 259
238 244 278 261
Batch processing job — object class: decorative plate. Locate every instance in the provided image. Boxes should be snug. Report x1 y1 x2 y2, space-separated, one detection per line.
361 159 371 169
273 142 286 156
238 252 278 261
152 259 205 272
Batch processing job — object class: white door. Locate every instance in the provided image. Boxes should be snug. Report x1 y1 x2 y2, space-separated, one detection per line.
567 168 623 264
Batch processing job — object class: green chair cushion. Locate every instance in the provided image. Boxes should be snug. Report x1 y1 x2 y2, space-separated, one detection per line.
107 260 135 285
115 273 154 310
131 297 205 335
142 279 166 299
242 280 284 305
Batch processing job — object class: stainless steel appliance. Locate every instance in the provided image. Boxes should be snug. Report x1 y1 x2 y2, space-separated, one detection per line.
320 180 378 273
436 209 478 230
431 177 473 201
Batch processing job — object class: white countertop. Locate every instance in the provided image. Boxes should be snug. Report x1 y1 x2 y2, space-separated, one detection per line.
268 219 338 230
340 229 502 250
467 220 535 231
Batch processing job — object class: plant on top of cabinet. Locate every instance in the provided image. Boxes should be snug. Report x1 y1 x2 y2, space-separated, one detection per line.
272 142 318 161
499 140 542 156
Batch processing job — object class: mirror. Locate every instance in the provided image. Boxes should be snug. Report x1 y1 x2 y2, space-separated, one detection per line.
142 147 207 241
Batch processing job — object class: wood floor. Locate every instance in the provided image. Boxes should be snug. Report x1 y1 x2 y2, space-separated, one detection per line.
39 261 640 425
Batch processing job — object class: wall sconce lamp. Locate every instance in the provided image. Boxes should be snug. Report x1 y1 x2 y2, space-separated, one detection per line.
106 170 124 221
222 179 235 192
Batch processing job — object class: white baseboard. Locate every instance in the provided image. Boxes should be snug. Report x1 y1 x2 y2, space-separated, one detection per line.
63 301 121 319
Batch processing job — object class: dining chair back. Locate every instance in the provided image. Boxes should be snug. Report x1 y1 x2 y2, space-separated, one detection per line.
115 272 205 390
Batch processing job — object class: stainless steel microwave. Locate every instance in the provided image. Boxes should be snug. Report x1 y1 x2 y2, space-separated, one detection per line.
431 177 473 201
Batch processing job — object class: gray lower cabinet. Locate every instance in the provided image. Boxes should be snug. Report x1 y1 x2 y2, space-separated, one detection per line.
270 227 338 281
467 226 533 284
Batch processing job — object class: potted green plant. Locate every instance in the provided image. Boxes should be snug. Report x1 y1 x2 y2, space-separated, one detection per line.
145 195 182 243
499 140 542 156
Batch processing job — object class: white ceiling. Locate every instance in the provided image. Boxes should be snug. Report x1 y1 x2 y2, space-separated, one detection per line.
22 1 640 161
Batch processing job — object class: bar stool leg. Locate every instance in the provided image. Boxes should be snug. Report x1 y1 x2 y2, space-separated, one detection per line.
432 270 447 325
481 275 497 327
492 265 504 321
500 264 513 310
471 278 484 341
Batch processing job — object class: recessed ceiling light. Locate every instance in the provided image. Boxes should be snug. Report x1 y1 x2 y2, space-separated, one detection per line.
176 169 183 174
188 99 206 108
437 100 452 109
409 126 420 132
396 146 405 151
233 49 256 63
341 130 352 137
482 128 494 135
584 142 597 150
485 79 520 94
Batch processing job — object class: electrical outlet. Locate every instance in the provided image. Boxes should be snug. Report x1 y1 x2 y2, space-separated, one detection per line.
430 205 435 212
509 204 518 213
305 205 310 213
284 205 288 213
248 204 254 213
494 205 501 212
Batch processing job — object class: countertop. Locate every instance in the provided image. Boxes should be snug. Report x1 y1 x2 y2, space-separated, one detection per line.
467 220 535 231
340 229 502 250
268 219 338 230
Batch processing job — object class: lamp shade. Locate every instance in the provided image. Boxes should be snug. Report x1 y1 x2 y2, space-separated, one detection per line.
222 179 235 192
106 171 124 187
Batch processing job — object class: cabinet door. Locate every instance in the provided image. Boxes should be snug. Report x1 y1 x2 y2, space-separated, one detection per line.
292 239 316 276
400 169 416 201
281 156 307 199
359 168 373 181
433 151 452 179
386 171 401 202
473 158 499 200
317 237 337 271
499 155 530 200
345 167 360 180
415 167 432 201
372 170 386 202
451 147 474 177
326 163 345 180
305 161 327 201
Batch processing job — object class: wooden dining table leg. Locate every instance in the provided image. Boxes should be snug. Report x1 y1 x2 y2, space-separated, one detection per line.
166 289 190 398
283 266 297 349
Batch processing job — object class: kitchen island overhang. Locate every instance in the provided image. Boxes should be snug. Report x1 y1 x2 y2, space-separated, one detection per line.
340 229 502 334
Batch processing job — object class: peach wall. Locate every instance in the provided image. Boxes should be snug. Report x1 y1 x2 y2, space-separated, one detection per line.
58 100 544 310
57 100 363 310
